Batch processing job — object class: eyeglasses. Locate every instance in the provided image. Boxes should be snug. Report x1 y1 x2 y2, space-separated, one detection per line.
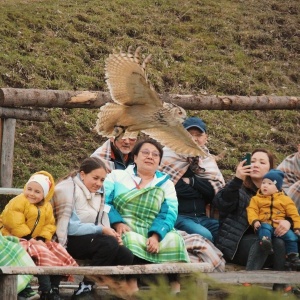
140 150 160 159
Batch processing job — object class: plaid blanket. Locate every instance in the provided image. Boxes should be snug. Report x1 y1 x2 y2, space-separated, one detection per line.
20 239 78 281
159 147 225 194
113 187 189 263
277 151 300 207
20 239 78 267
91 139 115 170
0 234 34 292
179 231 225 272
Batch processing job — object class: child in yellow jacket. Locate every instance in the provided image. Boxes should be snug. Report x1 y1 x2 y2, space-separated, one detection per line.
247 169 300 270
0 171 78 300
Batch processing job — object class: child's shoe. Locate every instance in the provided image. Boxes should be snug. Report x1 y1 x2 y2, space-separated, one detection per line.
40 288 60 300
260 236 273 253
18 284 40 300
71 281 94 299
285 253 300 271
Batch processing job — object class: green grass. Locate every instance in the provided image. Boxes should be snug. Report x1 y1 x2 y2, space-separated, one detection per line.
0 0 298 188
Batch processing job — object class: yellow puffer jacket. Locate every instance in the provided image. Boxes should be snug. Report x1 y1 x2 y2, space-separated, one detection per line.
0 171 56 241
247 190 300 229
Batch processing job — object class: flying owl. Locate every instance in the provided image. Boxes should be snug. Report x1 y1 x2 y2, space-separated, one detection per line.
95 46 207 157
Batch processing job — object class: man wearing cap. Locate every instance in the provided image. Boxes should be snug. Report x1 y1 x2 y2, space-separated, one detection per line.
91 131 138 171
159 116 225 242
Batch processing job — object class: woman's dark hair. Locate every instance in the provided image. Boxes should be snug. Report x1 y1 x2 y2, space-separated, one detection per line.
131 138 163 164
244 148 276 189
57 157 107 183
79 157 108 174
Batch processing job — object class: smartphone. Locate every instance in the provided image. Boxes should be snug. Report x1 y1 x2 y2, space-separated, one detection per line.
242 153 251 165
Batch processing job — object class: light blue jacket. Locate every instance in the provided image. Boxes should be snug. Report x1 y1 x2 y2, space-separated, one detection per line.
104 165 178 241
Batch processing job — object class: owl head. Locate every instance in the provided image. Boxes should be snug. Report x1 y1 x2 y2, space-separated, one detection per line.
163 102 187 123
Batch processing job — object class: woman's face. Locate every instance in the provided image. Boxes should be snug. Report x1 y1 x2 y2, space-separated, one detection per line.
250 151 270 180
134 143 160 173
80 168 107 193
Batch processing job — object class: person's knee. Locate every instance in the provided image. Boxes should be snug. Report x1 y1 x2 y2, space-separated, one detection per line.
93 235 119 253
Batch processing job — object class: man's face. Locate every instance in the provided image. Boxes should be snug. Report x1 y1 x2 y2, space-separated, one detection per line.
187 128 208 147
114 137 137 154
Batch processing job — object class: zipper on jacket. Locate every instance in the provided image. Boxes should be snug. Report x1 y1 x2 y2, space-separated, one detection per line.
270 195 274 226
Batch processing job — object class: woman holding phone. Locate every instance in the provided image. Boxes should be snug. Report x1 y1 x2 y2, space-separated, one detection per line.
213 149 290 290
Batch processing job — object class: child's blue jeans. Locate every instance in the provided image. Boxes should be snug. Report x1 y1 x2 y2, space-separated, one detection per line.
258 222 299 254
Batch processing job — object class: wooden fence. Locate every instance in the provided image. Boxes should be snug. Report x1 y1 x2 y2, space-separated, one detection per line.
0 87 299 187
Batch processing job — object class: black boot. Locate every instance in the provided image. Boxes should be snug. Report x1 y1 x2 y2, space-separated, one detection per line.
285 253 300 271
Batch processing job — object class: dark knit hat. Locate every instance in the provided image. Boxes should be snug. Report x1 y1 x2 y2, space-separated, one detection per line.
183 117 207 133
263 169 284 190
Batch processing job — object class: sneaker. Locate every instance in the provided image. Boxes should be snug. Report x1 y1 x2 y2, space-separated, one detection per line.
285 253 300 271
260 236 273 253
18 285 40 300
71 281 94 299
40 288 60 300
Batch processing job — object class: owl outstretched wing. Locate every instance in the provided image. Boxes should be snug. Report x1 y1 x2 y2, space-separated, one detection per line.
105 46 162 107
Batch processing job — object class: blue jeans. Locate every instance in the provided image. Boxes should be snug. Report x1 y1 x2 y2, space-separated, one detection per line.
258 223 299 254
175 214 219 242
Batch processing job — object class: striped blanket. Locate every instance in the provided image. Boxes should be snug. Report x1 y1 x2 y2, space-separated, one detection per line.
0 234 34 292
179 231 225 272
159 146 225 194
20 239 78 281
20 240 78 267
277 151 300 208
114 187 189 263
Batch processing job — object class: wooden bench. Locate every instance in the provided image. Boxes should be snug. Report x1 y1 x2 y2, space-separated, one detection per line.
1 264 300 299
0 263 213 299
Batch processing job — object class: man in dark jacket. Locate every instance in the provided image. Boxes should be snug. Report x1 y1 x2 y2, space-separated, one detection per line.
160 117 225 242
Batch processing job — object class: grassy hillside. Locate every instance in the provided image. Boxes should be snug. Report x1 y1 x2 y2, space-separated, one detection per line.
0 0 299 189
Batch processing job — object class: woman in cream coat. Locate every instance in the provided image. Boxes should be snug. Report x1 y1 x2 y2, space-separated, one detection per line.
52 157 134 298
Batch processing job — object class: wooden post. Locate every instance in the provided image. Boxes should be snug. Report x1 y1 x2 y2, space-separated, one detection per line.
1 118 16 187
0 274 17 299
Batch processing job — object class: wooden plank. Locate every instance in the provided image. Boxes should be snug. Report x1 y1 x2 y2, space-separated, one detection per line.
0 263 213 276
0 274 17 300
0 187 22 195
207 270 300 284
0 107 49 121
0 118 16 187
0 88 299 110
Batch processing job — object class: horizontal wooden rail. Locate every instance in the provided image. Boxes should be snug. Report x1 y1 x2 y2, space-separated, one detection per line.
0 107 48 121
0 263 212 299
1 264 300 299
1 88 299 110
0 187 22 195
0 263 213 276
1 265 299 283
209 270 300 284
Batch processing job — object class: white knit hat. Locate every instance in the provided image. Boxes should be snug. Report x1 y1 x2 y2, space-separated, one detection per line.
27 174 51 197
